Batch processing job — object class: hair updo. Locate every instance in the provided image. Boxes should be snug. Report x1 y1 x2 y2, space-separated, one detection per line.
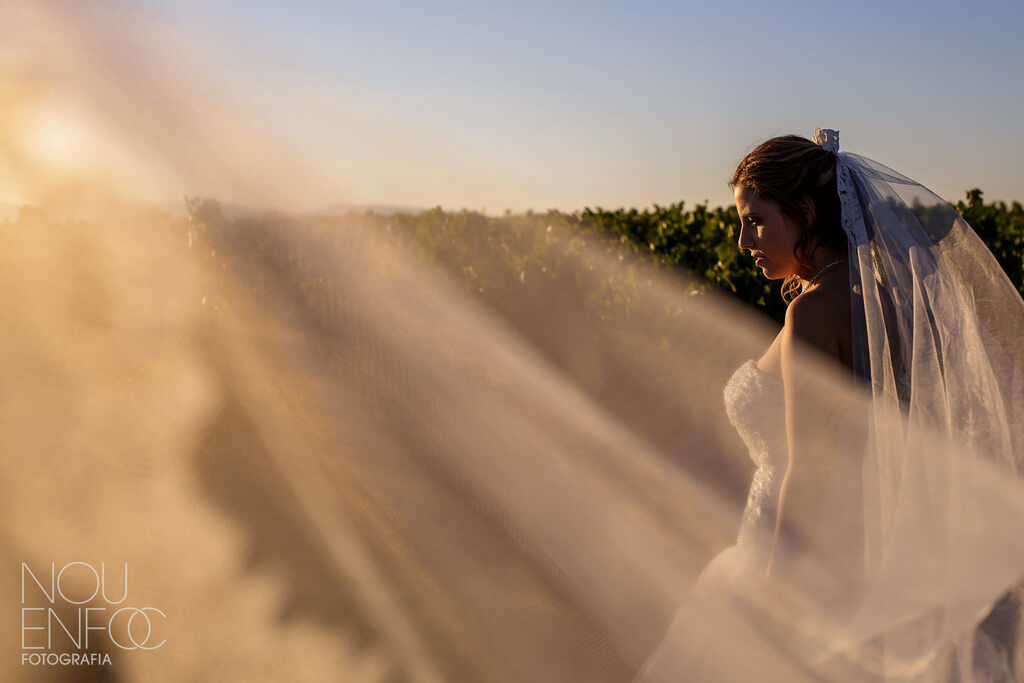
730 135 847 304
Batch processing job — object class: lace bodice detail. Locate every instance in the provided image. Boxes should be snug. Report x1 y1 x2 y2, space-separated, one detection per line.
723 360 786 468
722 359 787 548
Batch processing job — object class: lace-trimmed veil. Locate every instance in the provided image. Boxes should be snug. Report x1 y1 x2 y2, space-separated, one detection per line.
812 127 1024 678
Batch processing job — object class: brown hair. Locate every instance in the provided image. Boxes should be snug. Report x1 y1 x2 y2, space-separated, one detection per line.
730 135 847 303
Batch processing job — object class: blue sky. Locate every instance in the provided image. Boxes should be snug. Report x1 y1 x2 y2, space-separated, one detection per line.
84 0 1024 211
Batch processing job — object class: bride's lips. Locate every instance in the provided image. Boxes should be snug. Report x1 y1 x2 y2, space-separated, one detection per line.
754 254 765 266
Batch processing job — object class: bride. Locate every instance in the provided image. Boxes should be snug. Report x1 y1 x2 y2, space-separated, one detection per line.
727 131 864 583
636 129 1024 682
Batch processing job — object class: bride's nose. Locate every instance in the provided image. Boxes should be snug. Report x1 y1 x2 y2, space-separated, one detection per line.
737 223 755 251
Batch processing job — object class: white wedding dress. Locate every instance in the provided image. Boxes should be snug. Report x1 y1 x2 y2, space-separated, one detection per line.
687 359 1022 682
694 359 787 589
633 359 794 682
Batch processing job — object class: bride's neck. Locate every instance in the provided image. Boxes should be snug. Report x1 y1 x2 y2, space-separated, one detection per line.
797 248 847 285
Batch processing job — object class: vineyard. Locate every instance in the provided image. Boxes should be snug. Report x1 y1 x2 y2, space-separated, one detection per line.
287 189 1023 326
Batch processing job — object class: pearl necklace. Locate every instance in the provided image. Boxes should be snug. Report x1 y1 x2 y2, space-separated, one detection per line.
802 258 846 292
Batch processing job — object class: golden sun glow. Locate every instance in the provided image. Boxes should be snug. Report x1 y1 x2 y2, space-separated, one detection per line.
21 104 100 172
5 97 171 205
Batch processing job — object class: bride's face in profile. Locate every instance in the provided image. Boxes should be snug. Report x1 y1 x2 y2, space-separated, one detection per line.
734 186 803 280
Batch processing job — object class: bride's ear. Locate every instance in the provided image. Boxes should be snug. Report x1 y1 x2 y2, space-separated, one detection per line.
796 195 816 227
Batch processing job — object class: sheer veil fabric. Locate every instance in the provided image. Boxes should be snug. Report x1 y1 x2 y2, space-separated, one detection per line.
833 130 1024 679
4 5 1024 682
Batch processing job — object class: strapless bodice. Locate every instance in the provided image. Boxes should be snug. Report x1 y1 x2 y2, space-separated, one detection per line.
721 359 788 549
723 359 787 469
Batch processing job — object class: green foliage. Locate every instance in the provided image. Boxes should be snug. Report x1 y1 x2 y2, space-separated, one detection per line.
954 189 1024 295
579 201 784 321
184 190 1024 328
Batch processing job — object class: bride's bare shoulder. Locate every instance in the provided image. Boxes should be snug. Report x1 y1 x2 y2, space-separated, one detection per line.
784 287 843 357
760 274 851 376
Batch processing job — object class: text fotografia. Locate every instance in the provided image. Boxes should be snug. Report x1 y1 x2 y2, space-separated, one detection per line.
22 652 112 666
21 562 167 666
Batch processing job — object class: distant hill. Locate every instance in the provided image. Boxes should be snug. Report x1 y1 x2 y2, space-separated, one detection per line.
0 201 427 222
312 203 424 216
183 201 427 219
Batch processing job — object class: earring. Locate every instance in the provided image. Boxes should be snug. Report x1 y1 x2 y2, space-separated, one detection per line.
782 277 801 304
